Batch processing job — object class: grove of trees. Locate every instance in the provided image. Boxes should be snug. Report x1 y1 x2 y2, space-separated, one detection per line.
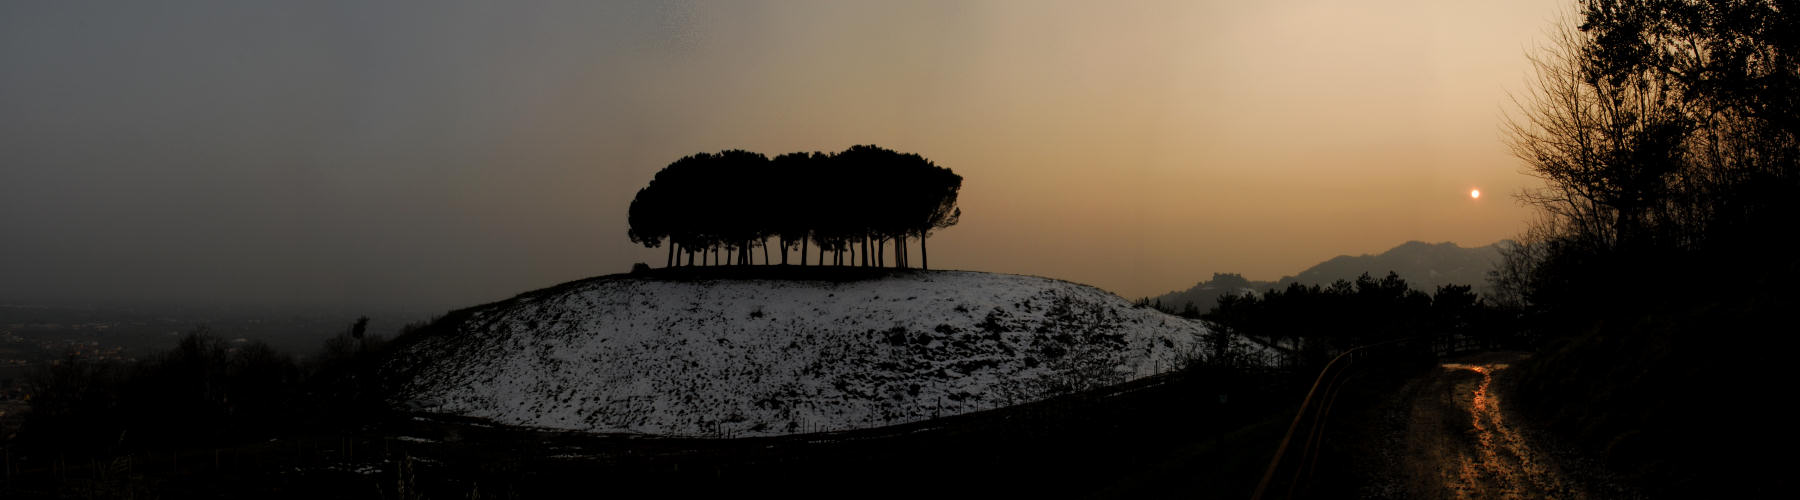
1196 273 1496 366
628 145 963 270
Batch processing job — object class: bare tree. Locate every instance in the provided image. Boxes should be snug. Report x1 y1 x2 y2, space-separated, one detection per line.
1505 18 1688 255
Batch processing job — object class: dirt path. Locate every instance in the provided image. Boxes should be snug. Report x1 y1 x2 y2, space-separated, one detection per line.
1363 352 1635 499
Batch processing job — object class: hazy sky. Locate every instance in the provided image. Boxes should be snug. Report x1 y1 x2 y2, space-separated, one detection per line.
1 0 1564 312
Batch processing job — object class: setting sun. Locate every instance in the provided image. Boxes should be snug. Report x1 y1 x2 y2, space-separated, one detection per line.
1471 189 1481 199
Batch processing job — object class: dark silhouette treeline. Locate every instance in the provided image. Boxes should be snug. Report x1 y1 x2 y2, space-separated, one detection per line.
1153 273 1500 367
1495 1 1797 494
16 322 406 454
628 145 962 270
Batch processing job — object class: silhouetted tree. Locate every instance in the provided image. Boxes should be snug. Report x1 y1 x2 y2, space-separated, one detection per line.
1492 5 1800 491
627 184 671 266
628 145 963 270
1503 1 1800 310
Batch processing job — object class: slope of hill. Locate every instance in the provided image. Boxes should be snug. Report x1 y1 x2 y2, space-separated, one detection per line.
1152 241 1508 312
385 270 1267 437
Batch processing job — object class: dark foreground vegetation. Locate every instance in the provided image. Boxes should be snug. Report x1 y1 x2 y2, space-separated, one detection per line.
1491 0 1798 495
18 329 386 451
2 323 405 498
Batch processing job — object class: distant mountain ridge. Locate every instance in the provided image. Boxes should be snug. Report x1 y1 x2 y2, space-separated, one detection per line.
1276 240 1508 293
1151 241 1509 313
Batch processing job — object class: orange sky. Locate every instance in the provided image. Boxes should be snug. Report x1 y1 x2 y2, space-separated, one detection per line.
602 0 1563 299
1 0 1569 310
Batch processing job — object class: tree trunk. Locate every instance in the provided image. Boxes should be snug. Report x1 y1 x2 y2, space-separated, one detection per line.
780 237 789 265
802 239 809 266
666 239 675 268
920 230 929 270
763 238 771 265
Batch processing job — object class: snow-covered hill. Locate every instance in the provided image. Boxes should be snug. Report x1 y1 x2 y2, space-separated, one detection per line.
387 270 1268 437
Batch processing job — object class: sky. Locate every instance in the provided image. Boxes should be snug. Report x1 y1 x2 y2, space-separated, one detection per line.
1 0 1566 314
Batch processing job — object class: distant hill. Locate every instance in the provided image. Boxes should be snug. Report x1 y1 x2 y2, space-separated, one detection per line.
1276 241 1508 293
1145 273 1276 317
385 270 1273 437
1152 241 1509 313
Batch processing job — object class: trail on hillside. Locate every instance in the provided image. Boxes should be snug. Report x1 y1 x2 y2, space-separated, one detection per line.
1362 352 1636 499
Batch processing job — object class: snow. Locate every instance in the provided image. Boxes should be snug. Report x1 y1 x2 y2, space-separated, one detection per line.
389 270 1271 437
